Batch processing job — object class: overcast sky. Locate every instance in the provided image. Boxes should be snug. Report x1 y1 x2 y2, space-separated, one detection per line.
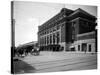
14 1 97 46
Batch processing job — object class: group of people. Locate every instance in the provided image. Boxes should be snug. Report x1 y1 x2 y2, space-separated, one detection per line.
16 47 40 57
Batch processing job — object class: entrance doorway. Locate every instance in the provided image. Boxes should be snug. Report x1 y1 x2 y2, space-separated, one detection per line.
82 43 87 52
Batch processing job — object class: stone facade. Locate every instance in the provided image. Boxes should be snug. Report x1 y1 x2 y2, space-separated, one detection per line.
69 31 96 53
38 8 97 52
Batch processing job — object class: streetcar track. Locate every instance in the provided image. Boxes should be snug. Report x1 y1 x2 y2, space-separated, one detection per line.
31 56 97 67
33 58 97 71
22 54 97 65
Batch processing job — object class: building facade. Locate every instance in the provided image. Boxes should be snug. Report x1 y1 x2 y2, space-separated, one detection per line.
69 31 97 53
38 8 97 52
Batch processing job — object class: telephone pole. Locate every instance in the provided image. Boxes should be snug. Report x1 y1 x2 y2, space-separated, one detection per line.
11 1 15 74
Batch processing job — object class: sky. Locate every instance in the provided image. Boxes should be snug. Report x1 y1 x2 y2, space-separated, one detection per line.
14 1 97 46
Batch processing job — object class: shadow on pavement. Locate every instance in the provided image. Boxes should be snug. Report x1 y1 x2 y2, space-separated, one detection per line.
13 59 36 74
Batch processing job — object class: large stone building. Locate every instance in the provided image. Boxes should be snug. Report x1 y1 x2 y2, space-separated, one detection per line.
38 8 97 52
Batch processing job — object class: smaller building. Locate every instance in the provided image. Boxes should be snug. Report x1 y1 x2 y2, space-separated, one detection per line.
16 41 38 53
69 31 97 53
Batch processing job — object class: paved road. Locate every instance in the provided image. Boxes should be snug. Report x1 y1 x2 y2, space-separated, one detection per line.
30 54 97 73
14 53 97 74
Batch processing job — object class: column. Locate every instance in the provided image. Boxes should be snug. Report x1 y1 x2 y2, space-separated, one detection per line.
87 44 89 52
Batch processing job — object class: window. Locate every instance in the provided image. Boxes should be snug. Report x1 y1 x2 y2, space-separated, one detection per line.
72 21 76 27
88 44 91 52
50 29 52 33
45 37 46 45
41 38 43 45
72 26 75 40
47 30 49 34
53 27 56 31
78 45 80 51
57 32 60 44
48 29 49 34
50 34 52 44
53 33 55 44
43 37 44 45
72 32 75 40
82 43 87 52
57 25 60 30
50 28 53 33
81 20 87 26
40 38 41 46
47 36 49 45
45 31 46 34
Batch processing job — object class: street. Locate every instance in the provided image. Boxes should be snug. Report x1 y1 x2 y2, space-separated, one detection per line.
14 52 97 74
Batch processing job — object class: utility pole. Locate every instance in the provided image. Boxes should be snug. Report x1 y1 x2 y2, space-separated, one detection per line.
11 1 15 74
11 1 15 57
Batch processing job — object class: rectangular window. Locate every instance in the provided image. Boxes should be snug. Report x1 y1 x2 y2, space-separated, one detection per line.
57 32 60 44
47 36 49 45
78 45 80 51
47 30 49 34
53 33 55 44
72 27 75 40
50 34 52 44
82 43 87 52
53 27 56 31
45 37 46 45
88 44 91 52
57 25 60 30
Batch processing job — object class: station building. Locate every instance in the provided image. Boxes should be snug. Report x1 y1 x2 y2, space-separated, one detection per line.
38 8 97 53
